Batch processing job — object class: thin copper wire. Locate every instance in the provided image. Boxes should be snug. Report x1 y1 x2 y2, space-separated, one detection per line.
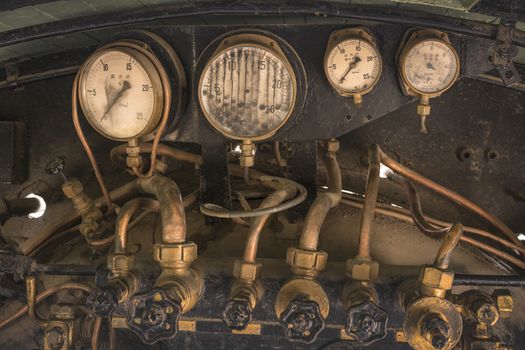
72 72 114 214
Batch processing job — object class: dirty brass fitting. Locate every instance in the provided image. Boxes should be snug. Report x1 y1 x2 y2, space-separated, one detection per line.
492 289 513 319
223 276 262 330
342 282 388 344
457 290 500 327
239 139 256 168
62 178 103 238
43 304 78 350
418 266 455 299
275 278 329 343
126 138 142 169
106 253 140 304
286 247 327 279
346 257 380 282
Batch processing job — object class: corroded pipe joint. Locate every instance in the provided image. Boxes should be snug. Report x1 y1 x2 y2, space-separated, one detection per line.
286 247 327 279
62 178 103 238
155 268 203 314
126 143 142 169
457 291 500 326
346 257 379 282
107 253 139 303
153 242 197 271
418 266 454 299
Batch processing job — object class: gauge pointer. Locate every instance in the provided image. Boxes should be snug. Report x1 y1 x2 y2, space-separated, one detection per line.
426 62 436 71
339 56 361 84
102 80 131 121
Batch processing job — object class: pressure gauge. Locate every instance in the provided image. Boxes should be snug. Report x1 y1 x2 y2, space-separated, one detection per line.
78 46 164 141
324 28 382 106
398 29 460 133
198 34 297 142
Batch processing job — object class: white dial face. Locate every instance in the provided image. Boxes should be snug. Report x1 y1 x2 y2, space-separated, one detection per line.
199 44 296 140
325 39 381 93
79 49 161 140
402 39 459 94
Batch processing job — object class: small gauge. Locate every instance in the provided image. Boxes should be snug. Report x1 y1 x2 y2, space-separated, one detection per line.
324 28 382 106
198 34 297 141
78 47 164 141
398 29 460 133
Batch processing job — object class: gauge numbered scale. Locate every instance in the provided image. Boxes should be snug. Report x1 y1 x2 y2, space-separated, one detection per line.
398 29 460 133
324 28 382 106
198 34 297 142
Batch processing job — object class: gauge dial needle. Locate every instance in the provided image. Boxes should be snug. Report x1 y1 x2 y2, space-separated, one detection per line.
102 80 131 121
339 56 361 84
426 62 436 70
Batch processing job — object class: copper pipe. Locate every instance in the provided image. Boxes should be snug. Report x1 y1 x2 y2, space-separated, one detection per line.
295 140 342 251
137 175 186 244
115 198 160 254
273 141 287 167
243 185 296 263
110 143 203 167
25 276 40 322
91 316 102 350
378 147 521 246
434 223 464 270
71 72 113 213
0 283 92 330
340 199 525 269
20 180 141 256
357 144 381 258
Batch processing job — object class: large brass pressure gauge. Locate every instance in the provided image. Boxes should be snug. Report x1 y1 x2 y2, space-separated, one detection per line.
198 33 298 167
398 29 460 133
324 28 382 107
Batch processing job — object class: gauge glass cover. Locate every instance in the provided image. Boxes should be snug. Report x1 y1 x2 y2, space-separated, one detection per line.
79 48 162 140
199 44 296 140
402 39 458 94
325 39 381 93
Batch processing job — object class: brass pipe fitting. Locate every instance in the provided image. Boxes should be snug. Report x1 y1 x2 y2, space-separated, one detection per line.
240 139 256 168
456 291 500 327
61 178 103 239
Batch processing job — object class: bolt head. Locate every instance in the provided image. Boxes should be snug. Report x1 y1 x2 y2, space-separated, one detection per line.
61 179 83 198
417 103 431 116
223 300 252 330
232 260 261 281
493 289 513 319
280 300 325 344
286 247 327 275
346 258 379 281
108 254 134 273
346 300 388 344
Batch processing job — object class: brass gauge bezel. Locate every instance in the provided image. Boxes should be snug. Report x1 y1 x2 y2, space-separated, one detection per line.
323 27 383 104
78 42 165 141
198 33 298 142
398 29 460 98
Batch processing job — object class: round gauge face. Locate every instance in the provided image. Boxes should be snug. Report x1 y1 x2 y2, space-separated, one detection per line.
79 48 163 141
325 39 382 94
198 43 296 140
402 39 459 94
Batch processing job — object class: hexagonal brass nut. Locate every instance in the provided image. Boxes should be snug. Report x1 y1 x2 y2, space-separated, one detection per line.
61 179 83 198
286 247 327 272
232 260 261 281
493 289 513 319
49 304 75 320
418 266 454 291
346 258 379 282
153 242 197 265
416 104 431 116
108 253 135 273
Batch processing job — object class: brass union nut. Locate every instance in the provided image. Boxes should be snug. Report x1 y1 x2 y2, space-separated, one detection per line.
493 289 513 319
153 242 198 265
108 254 135 273
286 247 327 274
232 260 261 281
418 266 454 292
416 104 431 117
326 139 339 153
61 179 83 198
346 258 379 282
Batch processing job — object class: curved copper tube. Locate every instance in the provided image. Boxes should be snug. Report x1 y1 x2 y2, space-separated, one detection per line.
434 223 464 270
340 198 525 269
91 317 102 350
378 148 521 246
299 141 342 251
356 144 380 258
71 72 113 213
110 143 203 167
114 198 160 254
137 175 186 244
0 283 92 330
243 185 296 263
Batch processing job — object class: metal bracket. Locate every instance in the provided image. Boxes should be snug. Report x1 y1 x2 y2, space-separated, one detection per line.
5 62 20 89
490 18 521 86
